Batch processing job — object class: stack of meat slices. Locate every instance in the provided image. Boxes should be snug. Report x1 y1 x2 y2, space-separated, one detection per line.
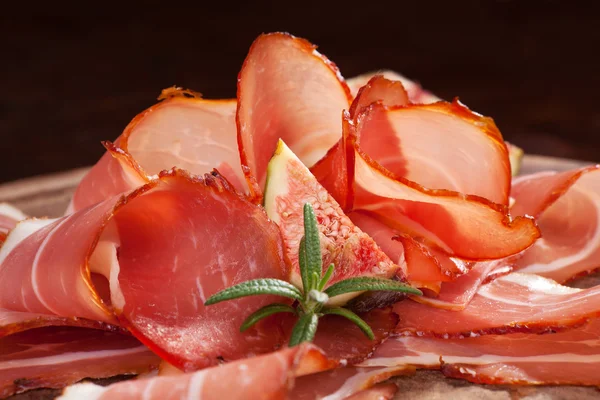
1 32 599 400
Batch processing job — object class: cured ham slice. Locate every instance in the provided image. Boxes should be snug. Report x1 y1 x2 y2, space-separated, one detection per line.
0 169 289 371
346 70 440 104
394 273 600 337
237 32 351 198
1 327 159 398
361 318 600 386
410 260 510 310
354 101 511 205
308 308 399 365
0 308 122 338
352 148 539 260
69 89 243 213
291 366 410 400
59 344 334 400
511 167 600 283
311 77 409 211
348 75 409 117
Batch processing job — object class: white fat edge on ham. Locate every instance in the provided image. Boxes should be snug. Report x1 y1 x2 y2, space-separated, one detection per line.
60 383 105 400
0 344 149 371
519 184 600 276
0 218 58 265
88 220 126 310
360 340 600 368
360 317 600 369
0 203 28 223
475 273 583 308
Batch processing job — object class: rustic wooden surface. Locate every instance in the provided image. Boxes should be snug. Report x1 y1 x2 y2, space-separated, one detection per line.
2 1 599 185
3 155 600 399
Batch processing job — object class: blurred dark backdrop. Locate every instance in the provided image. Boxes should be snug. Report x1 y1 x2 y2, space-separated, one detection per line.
2 1 599 183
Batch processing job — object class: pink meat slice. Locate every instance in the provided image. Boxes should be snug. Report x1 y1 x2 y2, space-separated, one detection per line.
362 317 600 386
511 166 600 283
59 344 334 400
394 272 600 337
0 169 289 372
68 89 244 213
1 327 159 398
236 32 352 200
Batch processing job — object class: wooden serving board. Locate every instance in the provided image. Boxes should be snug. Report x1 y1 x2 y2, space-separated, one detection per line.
3 156 600 400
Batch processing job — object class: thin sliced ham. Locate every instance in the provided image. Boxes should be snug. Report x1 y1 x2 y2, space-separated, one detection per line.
0 169 289 372
1 327 159 398
0 308 122 338
237 32 351 199
309 308 399 366
348 75 409 117
291 366 410 400
354 101 511 205
361 318 600 386
352 148 539 260
311 77 409 211
346 70 440 104
410 260 511 310
512 167 600 283
69 89 243 213
394 273 600 337
59 344 333 400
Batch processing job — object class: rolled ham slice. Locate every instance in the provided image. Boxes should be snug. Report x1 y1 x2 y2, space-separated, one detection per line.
354 101 511 205
291 366 410 400
394 273 600 337
361 318 600 386
59 344 334 400
311 76 410 211
237 32 352 200
0 169 289 372
351 147 539 260
68 89 243 213
512 167 600 283
346 70 440 104
1 327 159 398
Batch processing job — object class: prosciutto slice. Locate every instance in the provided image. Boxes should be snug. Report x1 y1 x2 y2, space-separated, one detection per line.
311 76 409 210
351 148 539 260
236 32 351 198
291 366 410 400
346 70 440 104
410 260 511 310
1 327 159 398
0 308 121 338
361 318 600 386
394 273 600 337
512 167 600 283
0 169 289 371
59 344 334 400
69 89 243 213
348 75 409 117
354 101 511 205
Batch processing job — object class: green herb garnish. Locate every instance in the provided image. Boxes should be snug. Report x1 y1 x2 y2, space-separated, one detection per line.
205 203 422 346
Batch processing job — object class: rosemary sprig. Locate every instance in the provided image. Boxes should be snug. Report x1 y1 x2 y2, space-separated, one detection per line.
205 203 422 346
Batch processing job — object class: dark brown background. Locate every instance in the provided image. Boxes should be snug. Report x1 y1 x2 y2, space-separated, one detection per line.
2 1 599 184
